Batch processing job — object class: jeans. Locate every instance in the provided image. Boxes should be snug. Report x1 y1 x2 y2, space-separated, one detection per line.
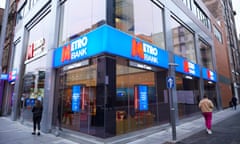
33 116 41 132
202 112 212 129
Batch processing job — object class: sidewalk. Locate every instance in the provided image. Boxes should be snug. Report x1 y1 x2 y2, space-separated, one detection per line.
126 107 240 144
0 107 239 144
0 116 78 144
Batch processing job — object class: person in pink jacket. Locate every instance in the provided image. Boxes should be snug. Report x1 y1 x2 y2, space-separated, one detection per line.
199 95 214 134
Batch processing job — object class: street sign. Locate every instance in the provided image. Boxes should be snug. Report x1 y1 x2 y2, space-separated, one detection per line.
167 76 174 88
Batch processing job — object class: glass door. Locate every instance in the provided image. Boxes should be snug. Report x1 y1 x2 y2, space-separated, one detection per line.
116 59 157 134
57 63 97 135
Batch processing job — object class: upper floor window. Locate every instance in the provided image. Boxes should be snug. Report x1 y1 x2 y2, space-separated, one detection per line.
199 40 213 69
182 0 192 10
115 0 165 49
16 0 40 24
171 17 196 63
59 0 106 45
213 26 223 43
194 2 210 29
16 7 25 24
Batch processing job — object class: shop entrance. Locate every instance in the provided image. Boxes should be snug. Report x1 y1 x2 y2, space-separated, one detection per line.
204 81 217 107
115 58 169 135
56 63 97 135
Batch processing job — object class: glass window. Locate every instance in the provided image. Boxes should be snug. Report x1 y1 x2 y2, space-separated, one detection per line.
59 0 106 45
182 0 192 10
199 40 213 69
171 17 196 63
12 41 22 70
21 13 51 121
115 0 165 49
176 74 200 119
116 63 157 134
56 63 97 135
213 26 223 43
16 7 25 24
194 2 210 29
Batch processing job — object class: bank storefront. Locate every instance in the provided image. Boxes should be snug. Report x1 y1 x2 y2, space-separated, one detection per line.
52 25 217 138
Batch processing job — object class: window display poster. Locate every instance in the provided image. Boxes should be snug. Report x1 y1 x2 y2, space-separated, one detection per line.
72 85 81 112
138 85 148 111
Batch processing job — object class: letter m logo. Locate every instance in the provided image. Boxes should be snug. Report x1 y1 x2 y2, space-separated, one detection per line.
183 60 189 73
207 70 211 79
61 44 71 62
131 39 144 59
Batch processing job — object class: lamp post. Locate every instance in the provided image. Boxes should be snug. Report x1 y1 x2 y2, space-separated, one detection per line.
167 63 178 141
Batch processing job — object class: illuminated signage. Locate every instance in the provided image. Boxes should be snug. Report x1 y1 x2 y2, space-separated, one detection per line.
0 74 8 80
72 85 81 112
202 68 217 82
26 38 45 60
134 85 148 111
184 60 196 75
129 61 153 70
63 60 89 71
53 25 169 69
8 69 17 82
61 36 88 63
131 39 158 64
175 55 200 77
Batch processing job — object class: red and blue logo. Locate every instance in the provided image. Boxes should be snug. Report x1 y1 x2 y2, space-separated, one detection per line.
61 36 88 63
131 38 159 64
8 69 17 82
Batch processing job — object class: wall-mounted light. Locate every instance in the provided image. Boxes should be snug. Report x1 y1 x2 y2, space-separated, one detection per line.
184 75 193 79
208 81 213 84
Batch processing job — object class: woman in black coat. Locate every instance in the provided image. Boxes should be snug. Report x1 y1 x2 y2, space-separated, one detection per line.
32 100 43 136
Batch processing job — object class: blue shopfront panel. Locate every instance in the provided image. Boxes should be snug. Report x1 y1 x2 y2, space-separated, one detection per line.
104 26 169 69
175 55 200 77
53 25 169 69
53 27 107 68
202 67 217 82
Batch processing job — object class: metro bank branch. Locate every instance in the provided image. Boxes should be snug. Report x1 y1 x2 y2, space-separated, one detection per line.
52 25 216 138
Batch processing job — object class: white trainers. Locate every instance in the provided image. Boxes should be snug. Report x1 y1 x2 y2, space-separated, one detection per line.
206 129 212 134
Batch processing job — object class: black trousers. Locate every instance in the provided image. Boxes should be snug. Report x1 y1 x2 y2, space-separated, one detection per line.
33 117 41 131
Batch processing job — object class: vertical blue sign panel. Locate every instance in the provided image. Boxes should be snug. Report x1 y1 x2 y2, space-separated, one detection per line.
138 85 148 111
72 85 81 112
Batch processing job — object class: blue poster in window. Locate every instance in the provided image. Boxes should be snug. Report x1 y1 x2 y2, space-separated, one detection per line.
138 85 148 111
72 85 81 112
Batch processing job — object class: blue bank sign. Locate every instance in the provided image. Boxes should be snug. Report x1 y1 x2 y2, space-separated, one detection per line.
174 55 200 77
53 25 169 69
202 68 217 82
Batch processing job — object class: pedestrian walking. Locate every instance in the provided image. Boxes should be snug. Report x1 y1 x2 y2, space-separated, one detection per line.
32 100 43 136
199 95 214 135
231 96 237 110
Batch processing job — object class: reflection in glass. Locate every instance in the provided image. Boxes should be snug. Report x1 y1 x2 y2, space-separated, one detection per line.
58 64 97 135
171 17 196 63
199 40 213 69
116 60 162 135
59 0 106 45
176 74 200 119
115 0 165 49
